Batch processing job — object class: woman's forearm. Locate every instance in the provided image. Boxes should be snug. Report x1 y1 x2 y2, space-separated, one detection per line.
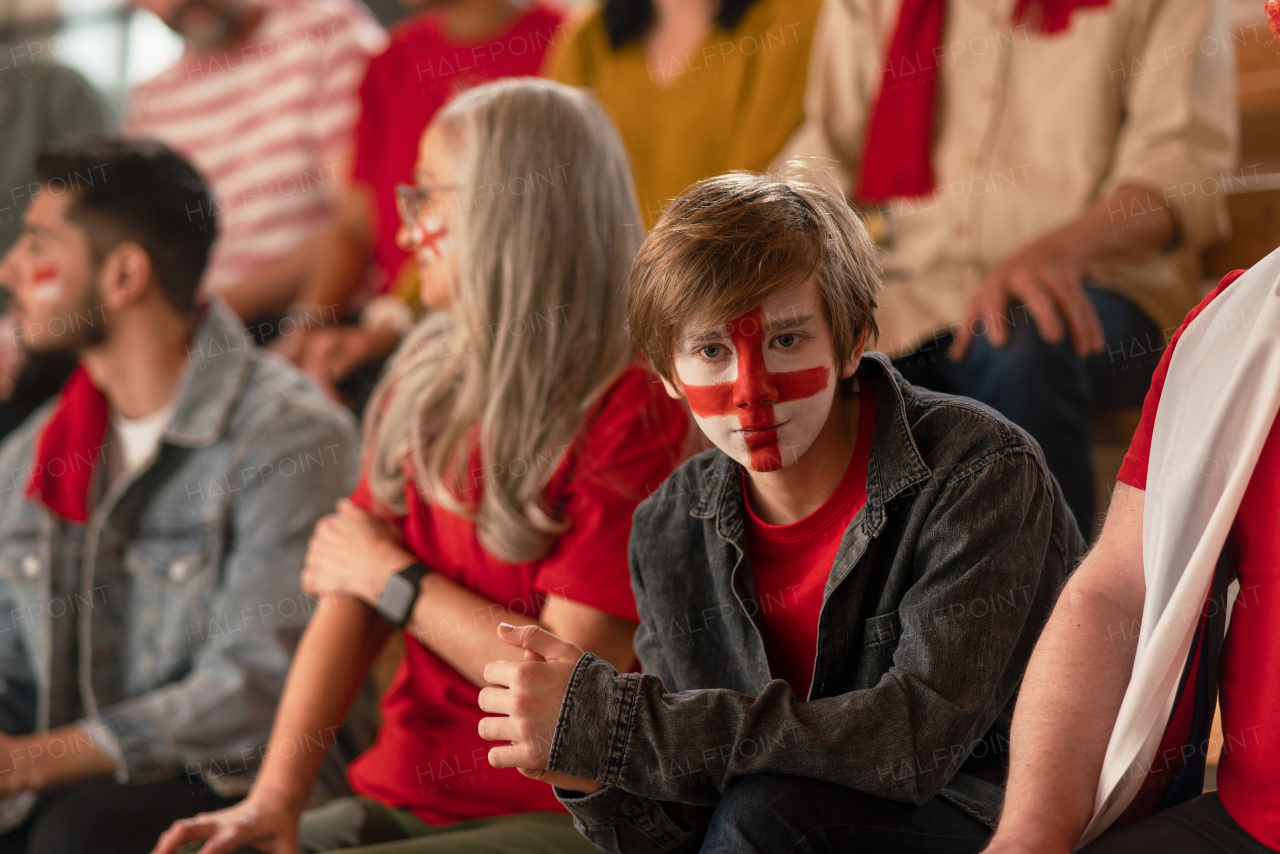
251 595 392 811
406 574 636 689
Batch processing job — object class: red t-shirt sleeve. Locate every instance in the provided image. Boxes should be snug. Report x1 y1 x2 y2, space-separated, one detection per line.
351 48 386 189
1117 270 1250 490
533 366 692 623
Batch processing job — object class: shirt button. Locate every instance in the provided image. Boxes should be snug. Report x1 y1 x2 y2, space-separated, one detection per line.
170 558 194 583
21 554 39 579
954 223 968 238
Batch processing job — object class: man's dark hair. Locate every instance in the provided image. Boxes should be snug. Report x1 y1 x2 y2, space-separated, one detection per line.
34 135 216 316
602 0 761 50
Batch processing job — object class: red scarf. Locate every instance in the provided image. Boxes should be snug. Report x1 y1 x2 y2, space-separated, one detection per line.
857 0 1111 204
25 366 110 523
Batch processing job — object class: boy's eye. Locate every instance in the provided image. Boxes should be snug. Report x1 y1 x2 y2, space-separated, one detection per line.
699 344 724 359
775 333 798 348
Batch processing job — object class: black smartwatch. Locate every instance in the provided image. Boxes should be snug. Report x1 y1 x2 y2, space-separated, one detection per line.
376 562 430 628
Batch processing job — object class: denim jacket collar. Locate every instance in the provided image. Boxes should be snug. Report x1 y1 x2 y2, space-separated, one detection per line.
164 299 256 449
690 353 932 541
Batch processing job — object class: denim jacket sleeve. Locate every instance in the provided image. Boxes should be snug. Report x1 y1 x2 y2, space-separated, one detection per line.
550 448 1068 853
82 403 358 787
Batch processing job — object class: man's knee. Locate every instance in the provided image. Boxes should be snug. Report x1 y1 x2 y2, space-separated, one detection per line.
966 311 1079 383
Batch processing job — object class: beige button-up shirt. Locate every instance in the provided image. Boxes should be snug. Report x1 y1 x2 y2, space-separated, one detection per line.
783 0 1239 357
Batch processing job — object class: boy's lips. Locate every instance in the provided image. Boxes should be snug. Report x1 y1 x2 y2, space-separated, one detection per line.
738 419 788 438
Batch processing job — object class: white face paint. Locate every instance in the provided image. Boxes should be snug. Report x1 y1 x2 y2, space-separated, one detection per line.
29 265 64 303
672 281 841 473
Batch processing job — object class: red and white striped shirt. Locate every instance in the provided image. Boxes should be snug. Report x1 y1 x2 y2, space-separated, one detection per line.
127 0 384 295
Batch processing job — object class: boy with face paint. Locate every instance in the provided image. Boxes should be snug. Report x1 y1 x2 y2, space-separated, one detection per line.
477 168 1086 854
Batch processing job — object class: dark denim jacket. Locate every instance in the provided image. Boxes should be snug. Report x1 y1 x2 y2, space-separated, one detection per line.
548 354 1085 853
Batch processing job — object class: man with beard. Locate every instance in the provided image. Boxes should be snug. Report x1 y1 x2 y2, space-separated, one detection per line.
125 0 383 319
0 137 361 854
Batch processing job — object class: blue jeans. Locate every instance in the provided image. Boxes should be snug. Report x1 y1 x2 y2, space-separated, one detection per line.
700 774 991 854
893 287 1164 533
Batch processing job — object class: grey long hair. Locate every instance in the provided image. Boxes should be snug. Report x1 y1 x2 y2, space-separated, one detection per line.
362 78 643 564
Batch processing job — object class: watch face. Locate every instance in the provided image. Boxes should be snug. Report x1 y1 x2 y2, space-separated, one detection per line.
379 573 416 626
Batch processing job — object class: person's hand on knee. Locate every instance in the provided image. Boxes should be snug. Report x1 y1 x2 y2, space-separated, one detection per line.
151 793 301 854
952 236 1103 361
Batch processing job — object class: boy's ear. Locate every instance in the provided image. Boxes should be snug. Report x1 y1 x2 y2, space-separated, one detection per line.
659 374 685 401
840 329 869 380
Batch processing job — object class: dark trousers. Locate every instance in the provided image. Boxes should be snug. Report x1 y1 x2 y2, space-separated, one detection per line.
893 287 1164 533
698 774 991 854
0 775 238 854
1080 792 1276 854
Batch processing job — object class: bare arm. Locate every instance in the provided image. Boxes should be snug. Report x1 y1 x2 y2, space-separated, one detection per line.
217 186 372 326
986 482 1147 853
405 580 638 685
251 595 391 811
294 187 374 315
216 236 321 325
304 500 639 686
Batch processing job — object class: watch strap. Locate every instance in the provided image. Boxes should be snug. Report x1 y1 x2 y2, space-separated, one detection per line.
379 561 430 628
398 561 429 587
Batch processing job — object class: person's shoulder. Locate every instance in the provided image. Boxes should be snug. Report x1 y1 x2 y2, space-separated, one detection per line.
128 54 188 102
0 400 55 481
382 8 446 52
552 3 609 59
521 2 570 34
886 363 1046 482
21 62 97 95
228 350 359 454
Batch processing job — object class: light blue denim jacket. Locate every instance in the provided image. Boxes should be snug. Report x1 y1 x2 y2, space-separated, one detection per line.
0 301 361 795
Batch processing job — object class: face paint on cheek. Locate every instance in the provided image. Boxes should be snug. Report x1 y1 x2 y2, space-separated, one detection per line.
682 307 831 472
29 265 64 303
415 216 452 264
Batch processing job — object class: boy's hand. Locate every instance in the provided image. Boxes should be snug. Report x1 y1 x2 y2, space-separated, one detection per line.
478 624 602 794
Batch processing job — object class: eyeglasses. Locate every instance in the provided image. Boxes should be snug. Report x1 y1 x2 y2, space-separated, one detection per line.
395 183 460 227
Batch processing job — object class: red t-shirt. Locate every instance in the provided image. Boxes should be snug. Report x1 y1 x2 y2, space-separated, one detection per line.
346 363 689 824
1117 270 1280 848
744 376 877 699
352 5 565 290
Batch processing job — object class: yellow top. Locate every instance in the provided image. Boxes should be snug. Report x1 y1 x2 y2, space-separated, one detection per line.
547 0 822 229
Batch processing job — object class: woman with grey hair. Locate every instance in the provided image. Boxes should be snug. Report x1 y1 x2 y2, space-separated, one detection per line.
152 78 691 854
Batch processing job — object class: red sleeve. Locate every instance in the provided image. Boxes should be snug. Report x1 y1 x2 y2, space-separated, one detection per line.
351 49 386 188
534 365 692 623
1117 270 1249 490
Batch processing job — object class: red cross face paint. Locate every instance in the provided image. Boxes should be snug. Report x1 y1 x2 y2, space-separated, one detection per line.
29 265 64 303
413 215 453 265
677 305 836 472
